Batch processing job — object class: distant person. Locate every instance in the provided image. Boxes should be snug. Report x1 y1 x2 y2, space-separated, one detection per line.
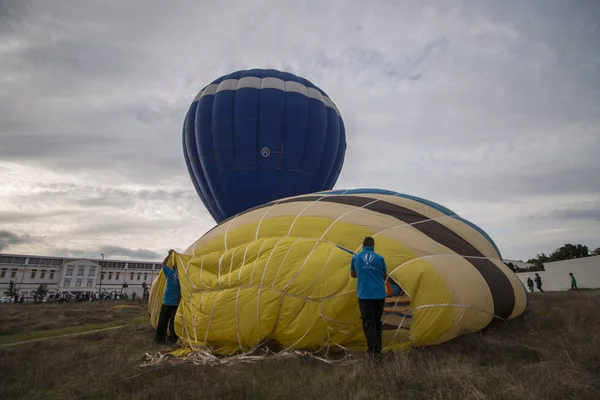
534 273 544 292
569 273 580 292
155 250 181 345
350 237 387 359
526 277 534 293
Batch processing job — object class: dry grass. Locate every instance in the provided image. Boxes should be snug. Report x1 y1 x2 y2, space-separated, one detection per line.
0 300 148 336
1 291 599 400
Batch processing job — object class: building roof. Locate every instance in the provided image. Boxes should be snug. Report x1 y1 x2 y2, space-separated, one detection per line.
0 252 161 268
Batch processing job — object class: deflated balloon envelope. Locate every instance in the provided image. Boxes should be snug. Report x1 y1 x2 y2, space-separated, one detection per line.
149 189 528 355
182 69 347 223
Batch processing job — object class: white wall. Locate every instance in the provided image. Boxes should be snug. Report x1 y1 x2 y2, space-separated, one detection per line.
516 255 600 291
59 259 99 291
0 265 60 296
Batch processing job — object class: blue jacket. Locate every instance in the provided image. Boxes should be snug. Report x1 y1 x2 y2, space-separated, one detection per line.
162 265 181 306
350 246 387 300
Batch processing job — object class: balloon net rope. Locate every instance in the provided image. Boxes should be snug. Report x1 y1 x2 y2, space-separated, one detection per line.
161 194 507 362
141 348 361 368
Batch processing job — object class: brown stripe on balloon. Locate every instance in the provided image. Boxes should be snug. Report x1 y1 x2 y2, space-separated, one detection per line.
382 324 410 331
268 195 515 320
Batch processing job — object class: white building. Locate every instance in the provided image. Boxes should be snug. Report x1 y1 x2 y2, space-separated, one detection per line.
516 255 600 291
0 252 162 299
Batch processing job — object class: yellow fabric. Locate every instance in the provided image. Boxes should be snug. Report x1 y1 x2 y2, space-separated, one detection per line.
149 268 167 329
148 193 527 354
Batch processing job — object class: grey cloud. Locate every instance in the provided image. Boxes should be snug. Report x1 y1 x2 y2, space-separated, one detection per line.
1 0 599 261
72 188 197 208
67 218 163 237
545 207 600 222
49 247 88 259
0 230 31 251
8 183 197 210
98 245 161 261
0 210 79 223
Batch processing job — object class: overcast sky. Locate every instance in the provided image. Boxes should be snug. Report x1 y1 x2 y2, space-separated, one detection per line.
1 0 599 262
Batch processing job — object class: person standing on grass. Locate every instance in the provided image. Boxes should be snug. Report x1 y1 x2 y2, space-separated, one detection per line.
569 273 580 292
534 273 544 292
350 236 388 359
155 249 181 344
526 277 534 293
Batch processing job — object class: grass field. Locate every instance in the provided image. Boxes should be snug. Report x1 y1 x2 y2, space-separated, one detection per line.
1 291 599 399
0 300 148 345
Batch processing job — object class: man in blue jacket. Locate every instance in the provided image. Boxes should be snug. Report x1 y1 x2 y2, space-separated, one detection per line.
155 250 181 344
350 236 388 358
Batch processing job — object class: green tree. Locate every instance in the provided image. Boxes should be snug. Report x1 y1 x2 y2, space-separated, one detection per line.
549 243 589 261
527 244 592 269
141 282 149 299
3 280 19 298
32 284 49 303
592 248 600 256
527 253 550 270
504 262 516 272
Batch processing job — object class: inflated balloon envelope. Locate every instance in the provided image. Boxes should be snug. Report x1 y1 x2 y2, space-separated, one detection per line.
182 68 347 224
149 189 528 355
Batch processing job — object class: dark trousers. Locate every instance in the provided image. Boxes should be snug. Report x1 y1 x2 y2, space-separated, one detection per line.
358 298 385 355
155 304 179 343
571 284 580 292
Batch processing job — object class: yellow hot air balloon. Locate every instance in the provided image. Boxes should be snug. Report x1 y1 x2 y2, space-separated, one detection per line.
149 189 527 354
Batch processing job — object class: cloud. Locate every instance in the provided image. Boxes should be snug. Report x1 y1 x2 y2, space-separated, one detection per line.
98 245 161 261
1 0 599 261
544 206 600 222
0 230 31 251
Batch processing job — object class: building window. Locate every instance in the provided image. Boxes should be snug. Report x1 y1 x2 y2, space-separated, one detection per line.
76 280 82 287
50 270 55 279
11 269 17 278
41 271 46 279
137 273 141 280
64 279 71 287
116 273 120 281
66 268 74 276
130 273 134 280
89 268 96 276
101 273 105 280
144 273 148 280
31 270 37 279
86 280 93 287
77 268 85 277
108 273 113 280
0 269 6 278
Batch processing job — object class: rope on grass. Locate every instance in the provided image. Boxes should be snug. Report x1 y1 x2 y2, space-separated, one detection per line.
141 348 360 367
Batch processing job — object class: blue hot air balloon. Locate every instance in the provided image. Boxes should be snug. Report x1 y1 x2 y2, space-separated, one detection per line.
183 69 347 222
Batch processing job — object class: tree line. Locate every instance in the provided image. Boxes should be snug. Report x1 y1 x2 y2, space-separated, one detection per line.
504 244 600 272
3 281 48 303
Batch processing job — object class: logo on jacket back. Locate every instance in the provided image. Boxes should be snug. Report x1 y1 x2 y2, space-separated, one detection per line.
361 253 377 270
362 253 375 264
169 270 179 286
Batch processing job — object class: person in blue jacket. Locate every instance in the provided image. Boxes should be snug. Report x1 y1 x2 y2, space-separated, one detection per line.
155 250 181 344
350 236 388 358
